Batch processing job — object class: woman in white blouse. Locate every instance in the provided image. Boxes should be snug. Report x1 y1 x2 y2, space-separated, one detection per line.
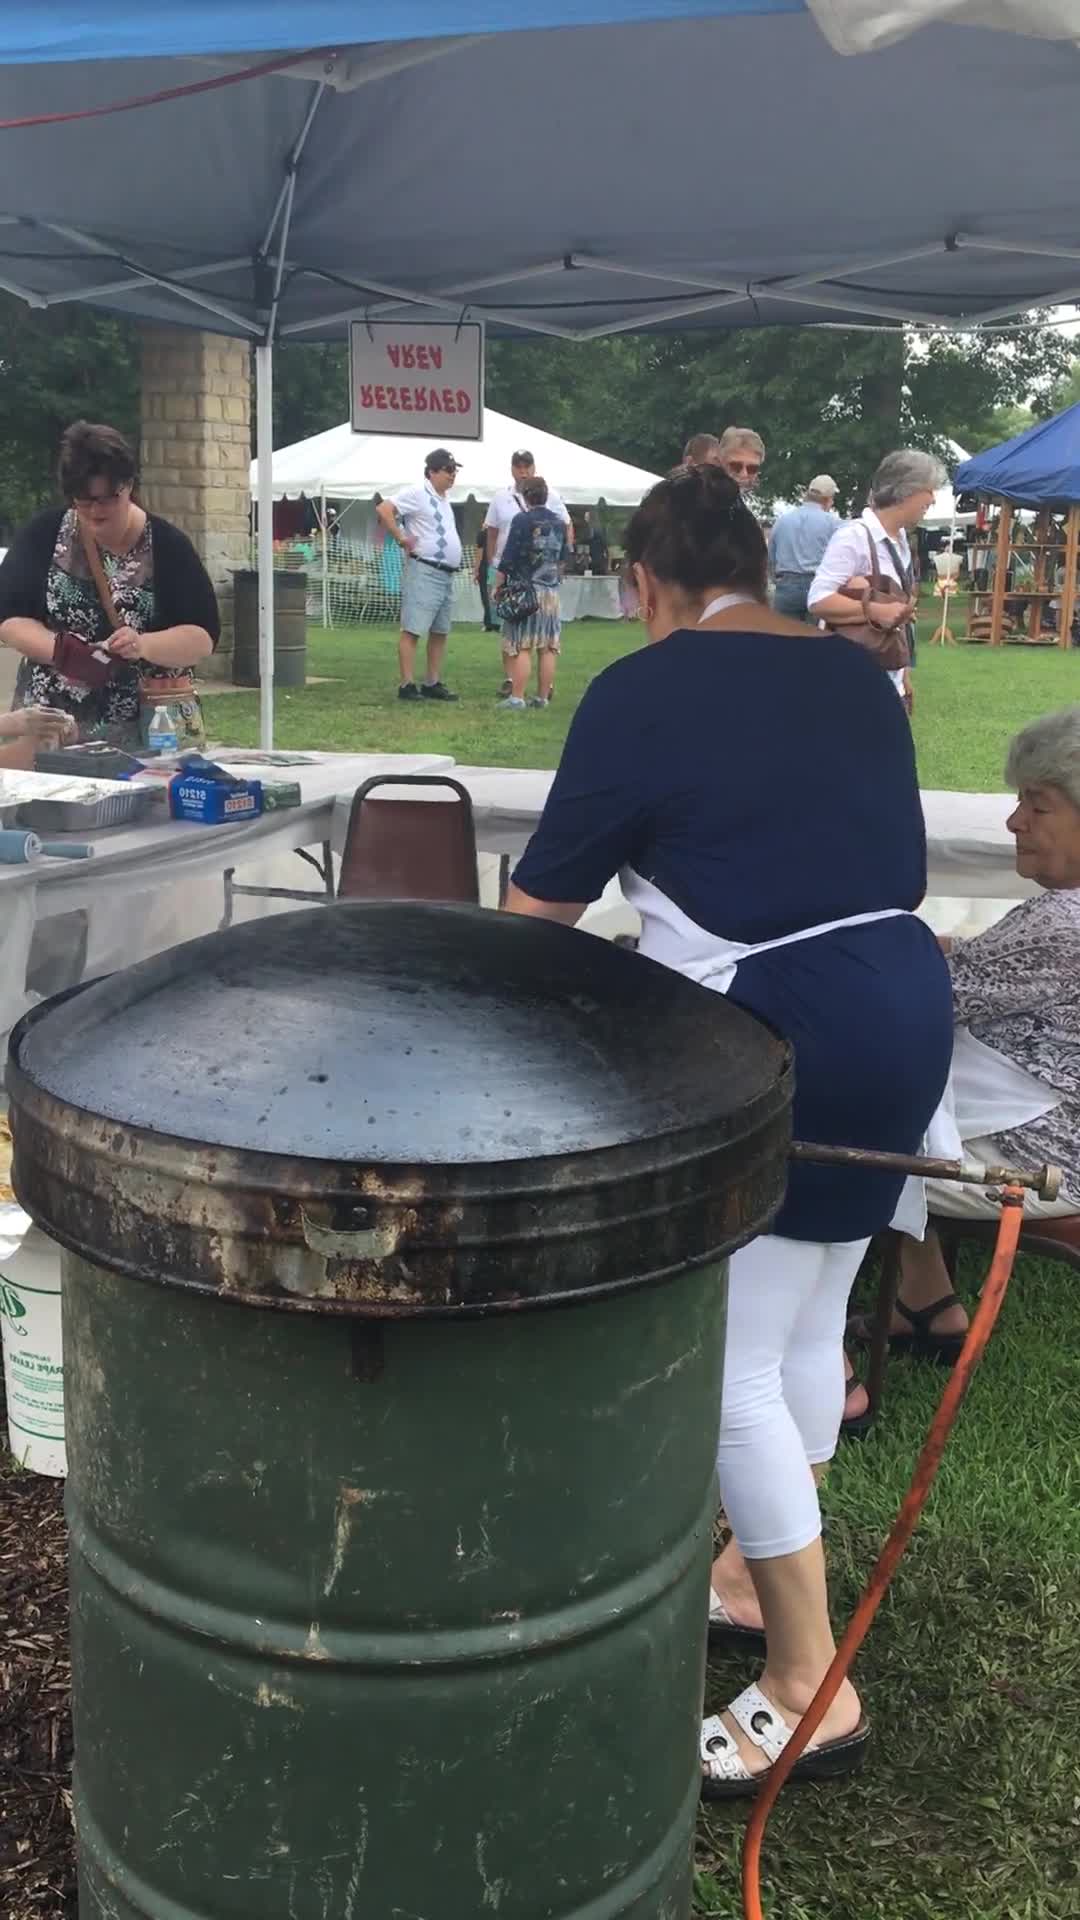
808 449 947 708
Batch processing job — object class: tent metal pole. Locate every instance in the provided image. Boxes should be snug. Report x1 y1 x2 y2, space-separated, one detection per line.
934 502 958 646
256 342 275 750
43 257 248 307
31 220 260 333
321 487 330 631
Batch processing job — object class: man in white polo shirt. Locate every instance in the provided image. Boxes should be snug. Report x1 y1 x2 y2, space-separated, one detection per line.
376 448 462 702
484 449 572 694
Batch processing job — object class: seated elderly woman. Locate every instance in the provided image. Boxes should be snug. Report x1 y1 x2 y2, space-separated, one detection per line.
853 705 1080 1369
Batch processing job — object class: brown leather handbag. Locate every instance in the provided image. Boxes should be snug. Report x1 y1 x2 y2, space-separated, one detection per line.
826 525 912 672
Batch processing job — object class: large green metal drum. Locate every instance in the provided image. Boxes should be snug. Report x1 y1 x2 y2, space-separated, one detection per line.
8 904 791 1920
232 568 308 688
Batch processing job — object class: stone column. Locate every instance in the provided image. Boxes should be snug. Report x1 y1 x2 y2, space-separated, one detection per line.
139 328 252 679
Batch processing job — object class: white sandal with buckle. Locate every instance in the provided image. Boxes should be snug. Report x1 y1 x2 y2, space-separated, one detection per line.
700 1685 871 1801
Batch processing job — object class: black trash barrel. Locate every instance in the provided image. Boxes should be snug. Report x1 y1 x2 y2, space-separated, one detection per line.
232 569 307 688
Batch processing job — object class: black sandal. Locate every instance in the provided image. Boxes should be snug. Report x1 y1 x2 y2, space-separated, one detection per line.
849 1292 967 1366
707 1587 766 1651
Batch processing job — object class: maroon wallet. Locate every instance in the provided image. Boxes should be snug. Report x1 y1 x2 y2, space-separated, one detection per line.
53 630 115 690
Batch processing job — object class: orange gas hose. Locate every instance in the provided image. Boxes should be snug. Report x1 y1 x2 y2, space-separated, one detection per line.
741 1189 1026 1920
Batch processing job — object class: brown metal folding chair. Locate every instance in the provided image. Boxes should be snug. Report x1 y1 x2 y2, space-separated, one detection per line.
337 775 479 903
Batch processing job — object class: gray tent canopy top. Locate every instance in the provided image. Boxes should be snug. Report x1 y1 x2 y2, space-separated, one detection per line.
0 6 1076 343
1 0 1076 748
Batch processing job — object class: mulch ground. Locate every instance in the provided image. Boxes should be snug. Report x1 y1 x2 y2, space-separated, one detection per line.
0 1378 75 1920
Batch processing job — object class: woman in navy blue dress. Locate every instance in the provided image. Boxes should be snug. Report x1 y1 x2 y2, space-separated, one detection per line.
506 465 952 1795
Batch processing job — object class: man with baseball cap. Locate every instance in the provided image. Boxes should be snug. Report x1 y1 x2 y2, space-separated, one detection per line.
484 450 572 694
376 448 462 701
767 473 841 621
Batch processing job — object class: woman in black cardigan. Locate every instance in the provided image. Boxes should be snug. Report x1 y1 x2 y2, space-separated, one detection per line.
0 420 220 749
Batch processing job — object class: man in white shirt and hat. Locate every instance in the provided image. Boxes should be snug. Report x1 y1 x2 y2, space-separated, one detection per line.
377 448 462 702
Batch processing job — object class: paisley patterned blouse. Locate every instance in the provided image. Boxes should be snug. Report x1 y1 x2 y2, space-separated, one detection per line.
949 888 1080 1192
1 506 220 749
14 511 159 741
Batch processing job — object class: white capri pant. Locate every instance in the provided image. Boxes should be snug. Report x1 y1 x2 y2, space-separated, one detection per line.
716 1231 870 1561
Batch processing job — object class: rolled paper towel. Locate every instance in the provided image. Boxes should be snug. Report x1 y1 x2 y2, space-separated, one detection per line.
0 828 42 864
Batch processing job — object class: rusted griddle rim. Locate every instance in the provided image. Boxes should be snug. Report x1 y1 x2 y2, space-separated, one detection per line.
7 1019 793 1320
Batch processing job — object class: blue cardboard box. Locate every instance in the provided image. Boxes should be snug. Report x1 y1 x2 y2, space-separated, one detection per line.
169 769 263 825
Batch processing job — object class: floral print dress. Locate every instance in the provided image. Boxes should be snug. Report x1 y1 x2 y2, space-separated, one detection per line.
14 511 203 750
949 888 1080 1194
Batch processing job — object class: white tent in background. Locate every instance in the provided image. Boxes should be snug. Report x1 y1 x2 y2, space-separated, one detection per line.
923 439 975 531
251 409 661 511
254 410 659 629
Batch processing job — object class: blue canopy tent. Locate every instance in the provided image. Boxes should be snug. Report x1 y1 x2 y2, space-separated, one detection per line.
955 404 1080 508
954 406 1080 647
0 0 1076 737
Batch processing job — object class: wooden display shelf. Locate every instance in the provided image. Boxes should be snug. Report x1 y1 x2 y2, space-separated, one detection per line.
965 498 1078 647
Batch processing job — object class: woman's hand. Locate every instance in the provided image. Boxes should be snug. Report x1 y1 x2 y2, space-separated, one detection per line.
867 596 916 627
0 705 77 745
107 625 143 661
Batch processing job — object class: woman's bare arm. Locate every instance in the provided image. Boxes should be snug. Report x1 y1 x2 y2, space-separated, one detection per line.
0 617 56 664
503 882 586 927
109 624 214 668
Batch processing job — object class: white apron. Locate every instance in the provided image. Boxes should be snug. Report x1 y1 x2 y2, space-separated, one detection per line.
623 590 918 1232
890 1028 1062 1235
683 597 1056 1227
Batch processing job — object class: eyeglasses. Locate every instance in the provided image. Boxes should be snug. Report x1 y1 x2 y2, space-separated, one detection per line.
71 485 130 509
725 460 762 479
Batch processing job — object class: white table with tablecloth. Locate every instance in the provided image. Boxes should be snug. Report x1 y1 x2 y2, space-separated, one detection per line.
3 757 1029 1062
0 752 452 1056
330 771 1031 937
454 573 625 626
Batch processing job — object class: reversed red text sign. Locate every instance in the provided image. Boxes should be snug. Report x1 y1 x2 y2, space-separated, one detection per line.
349 321 485 439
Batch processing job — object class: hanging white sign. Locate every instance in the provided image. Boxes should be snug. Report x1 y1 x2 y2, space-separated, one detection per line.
349 321 484 439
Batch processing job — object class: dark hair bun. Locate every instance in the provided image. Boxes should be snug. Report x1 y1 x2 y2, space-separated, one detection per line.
624 463 766 600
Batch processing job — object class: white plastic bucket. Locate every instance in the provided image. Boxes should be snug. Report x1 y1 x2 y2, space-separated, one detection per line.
1 1205 66 1476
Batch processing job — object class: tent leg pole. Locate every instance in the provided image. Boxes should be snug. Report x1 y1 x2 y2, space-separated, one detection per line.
321 485 329 631
989 502 1011 648
256 341 275 750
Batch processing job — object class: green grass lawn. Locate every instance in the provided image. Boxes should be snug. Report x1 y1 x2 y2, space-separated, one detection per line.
694 1244 1080 1919
203 603 1080 788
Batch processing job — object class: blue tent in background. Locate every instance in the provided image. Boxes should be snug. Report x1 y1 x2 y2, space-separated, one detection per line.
954 406 1080 507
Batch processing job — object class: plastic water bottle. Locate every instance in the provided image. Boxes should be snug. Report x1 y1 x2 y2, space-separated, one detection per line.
147 704 179 755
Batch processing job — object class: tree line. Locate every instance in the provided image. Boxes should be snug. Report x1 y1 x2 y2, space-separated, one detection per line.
0 294 1071 535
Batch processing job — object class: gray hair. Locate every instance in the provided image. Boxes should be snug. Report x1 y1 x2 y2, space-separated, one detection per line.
718 425 766 460
869 448 947 508
1006 706 1080 813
